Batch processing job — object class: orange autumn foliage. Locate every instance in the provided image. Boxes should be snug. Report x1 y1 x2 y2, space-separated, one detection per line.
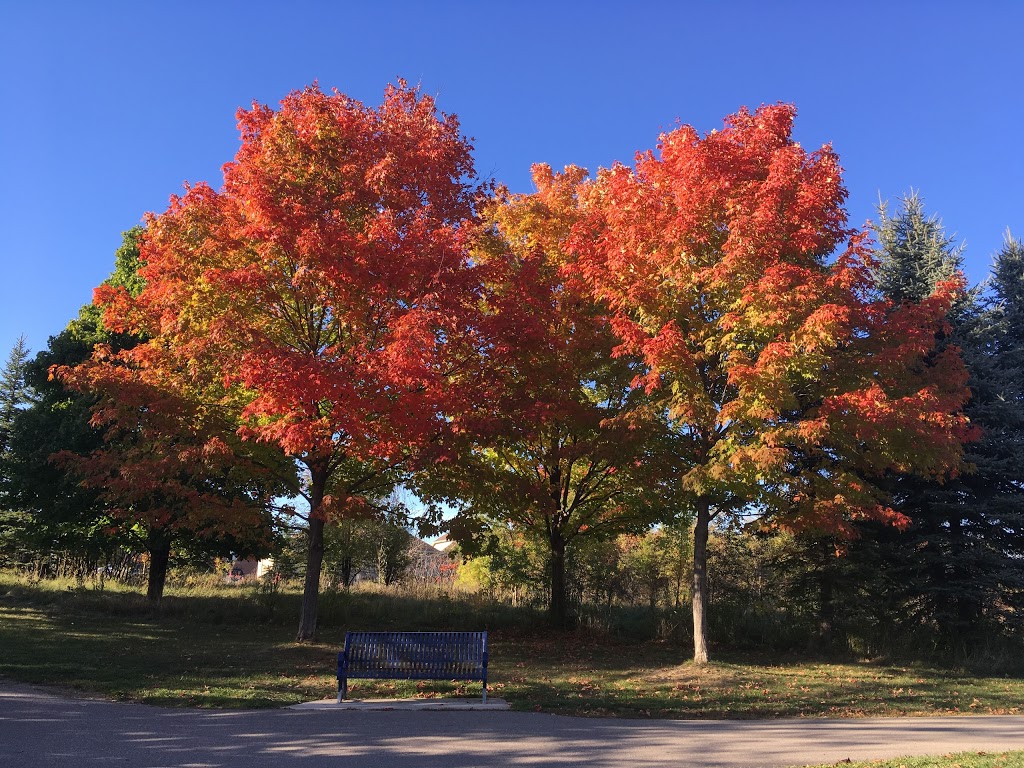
420 165 675 623
99 81 483 490
572 104 973 536
54 342 282 544
79 81 486 637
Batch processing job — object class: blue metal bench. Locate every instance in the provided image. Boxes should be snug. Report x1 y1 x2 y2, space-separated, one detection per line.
337 631 489 703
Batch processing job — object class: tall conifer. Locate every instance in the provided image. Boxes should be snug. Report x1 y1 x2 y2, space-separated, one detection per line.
0 336 31 453
848 198 1024 652
873 192 966 304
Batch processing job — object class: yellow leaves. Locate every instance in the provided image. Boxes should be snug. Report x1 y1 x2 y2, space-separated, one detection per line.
484 164 589 267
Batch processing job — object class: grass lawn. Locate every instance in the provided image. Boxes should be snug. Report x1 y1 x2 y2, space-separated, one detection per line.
807 753 1024 768
2 573 1023 718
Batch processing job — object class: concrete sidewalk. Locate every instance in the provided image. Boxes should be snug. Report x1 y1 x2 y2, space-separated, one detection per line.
291 696 511 711
3 681 1024 768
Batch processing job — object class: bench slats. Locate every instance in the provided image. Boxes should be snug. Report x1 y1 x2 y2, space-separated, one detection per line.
337 631 489 702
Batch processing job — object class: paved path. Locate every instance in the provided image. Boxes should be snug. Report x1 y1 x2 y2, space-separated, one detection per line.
3 682 1024 767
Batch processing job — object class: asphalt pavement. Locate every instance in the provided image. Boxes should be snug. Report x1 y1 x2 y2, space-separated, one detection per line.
3 681 1024 767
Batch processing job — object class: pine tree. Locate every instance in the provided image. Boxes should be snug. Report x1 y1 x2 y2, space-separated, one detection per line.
0 335 33 566
873 194 980 641
961 234 1024 623
4 228 286 585
4 302 132 566
0 335 31 453
873 191 966 304
839 199 1024 655
2 231 148 568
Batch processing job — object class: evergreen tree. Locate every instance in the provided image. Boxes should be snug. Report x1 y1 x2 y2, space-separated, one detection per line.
873 191 966 304
5 228 286 583
0 335 32 452
7 228 290 593
3 231 148 568
0 335 34 566
961 233 1024 621
830 198 1024 657
872 194 980 644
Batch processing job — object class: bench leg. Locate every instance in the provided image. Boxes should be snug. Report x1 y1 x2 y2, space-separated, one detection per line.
337 679 347 703
482 681 487 704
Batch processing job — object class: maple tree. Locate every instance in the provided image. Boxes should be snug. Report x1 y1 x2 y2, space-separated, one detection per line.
419 165 676 626
2 232 147 574
55 344 287 599
571 105 974 663
46 230 288 600
99 82 483 637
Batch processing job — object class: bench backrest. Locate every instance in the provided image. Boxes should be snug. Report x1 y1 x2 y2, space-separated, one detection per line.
341 631 488 681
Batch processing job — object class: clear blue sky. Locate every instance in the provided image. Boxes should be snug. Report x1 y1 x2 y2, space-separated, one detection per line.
2 1 1022 359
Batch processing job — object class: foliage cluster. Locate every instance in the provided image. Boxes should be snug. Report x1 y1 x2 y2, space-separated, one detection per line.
0 82 1021 669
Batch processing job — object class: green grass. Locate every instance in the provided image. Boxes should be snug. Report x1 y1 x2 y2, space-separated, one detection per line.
805 752 1024 768
478 635 1024 718
2 572 1023 717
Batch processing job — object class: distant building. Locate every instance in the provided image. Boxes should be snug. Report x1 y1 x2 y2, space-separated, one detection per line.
431 533 457 553
406 535 457 584
227 557 275 581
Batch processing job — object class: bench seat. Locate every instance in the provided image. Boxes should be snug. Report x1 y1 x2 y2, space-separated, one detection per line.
337 631 489 702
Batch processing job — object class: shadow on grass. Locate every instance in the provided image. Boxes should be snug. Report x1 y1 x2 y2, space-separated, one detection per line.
0 576 548 633
3 576 1024 718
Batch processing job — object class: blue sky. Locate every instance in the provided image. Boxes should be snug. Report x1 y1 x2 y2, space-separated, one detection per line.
2 1 1022 359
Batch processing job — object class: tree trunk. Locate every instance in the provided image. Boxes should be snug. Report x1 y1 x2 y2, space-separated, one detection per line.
549 533 568 628
297 464 329 642
816 538 836 650
691 498 712 665
947 516 978 633
340 555 353 589
146 532 171 602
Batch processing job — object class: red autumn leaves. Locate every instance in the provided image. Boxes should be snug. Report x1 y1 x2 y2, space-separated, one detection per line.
572 104 971 536
54 83 972 642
